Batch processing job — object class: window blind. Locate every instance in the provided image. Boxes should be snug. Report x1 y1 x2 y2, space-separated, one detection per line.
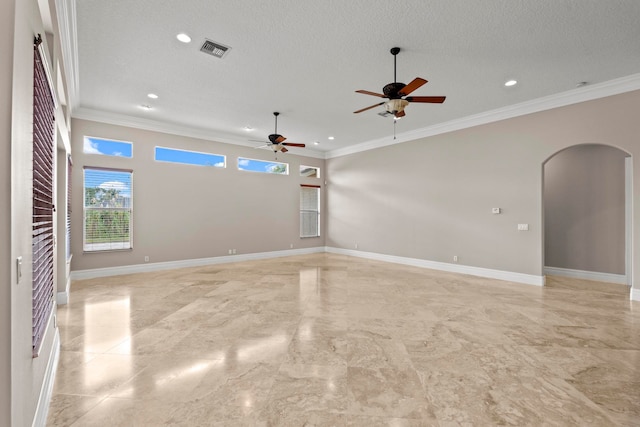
300 185 320 238
66 156 72 261
83 167 133 252
32 39 56 357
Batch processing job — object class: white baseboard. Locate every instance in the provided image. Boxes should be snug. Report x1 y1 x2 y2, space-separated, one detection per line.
543 266 627 285
32 328 60 427
71 247 325 280
56 276 71 305
326 247 545 286
631 287 640 302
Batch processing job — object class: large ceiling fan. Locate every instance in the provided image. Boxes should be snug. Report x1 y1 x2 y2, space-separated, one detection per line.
354 47 446 118
254 112 306 153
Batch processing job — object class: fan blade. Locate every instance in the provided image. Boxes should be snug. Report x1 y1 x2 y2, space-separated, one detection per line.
405 96 446 103
354 102 385 114
255 144 270 149
395 110 406 118
275 135 286 143
281 147 288 153
249 139 269 143
282 143 305 148
398 77 427 96
356 90 387 98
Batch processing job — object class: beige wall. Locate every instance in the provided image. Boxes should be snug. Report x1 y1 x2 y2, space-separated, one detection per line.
4 0 71 424
326 90 640 285
544 144 627 274
1 0 15 423
71 119 326 272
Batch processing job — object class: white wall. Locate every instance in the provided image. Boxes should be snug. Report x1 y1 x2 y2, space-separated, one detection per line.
544 144 627 275
326 89 640 290
0 1 16 423
71 119 326 272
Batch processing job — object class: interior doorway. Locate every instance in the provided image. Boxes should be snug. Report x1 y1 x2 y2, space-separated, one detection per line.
542 144 632 287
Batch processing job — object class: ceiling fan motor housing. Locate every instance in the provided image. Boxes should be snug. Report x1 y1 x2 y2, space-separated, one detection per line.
268 134 281 143
383 82 406 98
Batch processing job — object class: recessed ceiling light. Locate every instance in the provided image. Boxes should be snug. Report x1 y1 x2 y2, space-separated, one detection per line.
147 93 158 99
138 104 152 110
243 126 254 131
176 33 191 43
504 79 517 87
328 136 335 140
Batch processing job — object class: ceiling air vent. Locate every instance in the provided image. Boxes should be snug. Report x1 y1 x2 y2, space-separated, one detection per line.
200 39 231 59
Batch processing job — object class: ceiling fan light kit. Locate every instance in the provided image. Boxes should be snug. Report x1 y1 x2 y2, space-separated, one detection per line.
252 112 306 155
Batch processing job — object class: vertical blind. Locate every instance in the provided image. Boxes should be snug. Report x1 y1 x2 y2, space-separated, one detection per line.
83 167 133 251
300 185 320 238
32 40 56 357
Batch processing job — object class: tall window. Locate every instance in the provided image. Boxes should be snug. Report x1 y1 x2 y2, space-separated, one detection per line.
32 38 56 357
300 185 320 237
83 167 133 252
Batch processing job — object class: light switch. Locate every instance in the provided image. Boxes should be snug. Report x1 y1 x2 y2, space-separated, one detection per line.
492 208 501 214
16 256 22 284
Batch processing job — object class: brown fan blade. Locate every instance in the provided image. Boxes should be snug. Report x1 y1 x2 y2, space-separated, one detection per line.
399 78 427 96
282 143 305 148
275 135 286 143
395 110 406 118
356 90 387 98
405 96 446 103
354 102 385 114
281 147 288 153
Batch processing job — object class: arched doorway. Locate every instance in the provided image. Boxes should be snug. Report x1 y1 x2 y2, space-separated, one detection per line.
542 144 632 288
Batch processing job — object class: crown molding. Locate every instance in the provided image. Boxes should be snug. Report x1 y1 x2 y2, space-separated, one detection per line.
73 107 327 159
55 0 79 111
326 73 640 159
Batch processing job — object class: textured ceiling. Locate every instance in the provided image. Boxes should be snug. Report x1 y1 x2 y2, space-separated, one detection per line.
74 0 640 154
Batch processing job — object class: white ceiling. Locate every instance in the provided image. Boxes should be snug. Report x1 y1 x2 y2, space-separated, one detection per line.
72 0 640 155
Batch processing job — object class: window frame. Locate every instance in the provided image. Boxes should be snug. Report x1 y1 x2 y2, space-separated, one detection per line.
237 157 289 175
83 136 133 158
300 165 320 178
154 146 226 168
300 184 321 238
83 166 134 253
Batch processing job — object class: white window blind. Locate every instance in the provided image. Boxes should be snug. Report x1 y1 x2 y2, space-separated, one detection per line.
83 167 133 251
300 185 320 238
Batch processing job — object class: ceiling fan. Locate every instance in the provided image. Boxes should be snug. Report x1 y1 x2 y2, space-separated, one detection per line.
354 47 446 118
254 112 305 153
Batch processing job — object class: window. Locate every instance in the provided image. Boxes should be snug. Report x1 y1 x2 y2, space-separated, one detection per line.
66 156 72 261
83 167 133 252
32 41 56 357
238 157 288 175
83 136 133 158
155 146 225 167
300 185 320 237
300 165 320 178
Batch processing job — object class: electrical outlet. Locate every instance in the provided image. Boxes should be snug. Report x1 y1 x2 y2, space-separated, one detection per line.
228 249 232 255
232 249 237 254
144 256 149 262
355 243 358 249
290 244 293 249
453 255 458 262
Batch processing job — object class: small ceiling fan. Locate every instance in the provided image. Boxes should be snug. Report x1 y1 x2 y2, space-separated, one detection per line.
354 47 446 118
254 112 305 153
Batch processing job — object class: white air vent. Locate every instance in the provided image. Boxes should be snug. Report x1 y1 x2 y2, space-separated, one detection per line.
200 39 231 58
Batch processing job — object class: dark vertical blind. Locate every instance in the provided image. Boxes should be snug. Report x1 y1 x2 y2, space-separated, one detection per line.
32 42 56 357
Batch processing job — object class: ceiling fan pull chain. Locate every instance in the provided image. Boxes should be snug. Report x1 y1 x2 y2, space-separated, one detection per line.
393 119 397 140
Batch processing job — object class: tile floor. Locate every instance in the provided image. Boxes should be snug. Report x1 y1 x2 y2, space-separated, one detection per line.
47 253 640 426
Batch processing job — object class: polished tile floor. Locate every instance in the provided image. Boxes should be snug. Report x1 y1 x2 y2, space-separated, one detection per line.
48 254 640 426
